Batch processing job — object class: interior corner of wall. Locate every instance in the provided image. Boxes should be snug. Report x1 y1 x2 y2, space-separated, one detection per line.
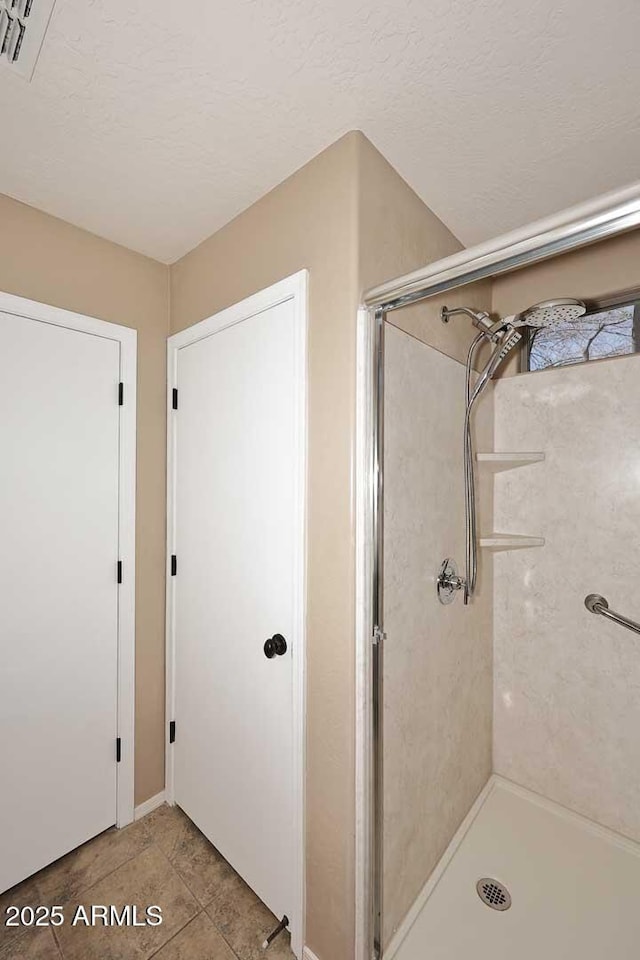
166 262 172 337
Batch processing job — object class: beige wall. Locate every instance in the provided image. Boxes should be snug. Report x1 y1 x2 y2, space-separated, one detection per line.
170 133 360 960
493 229 640 317
357 134 492 368
0 194 169 806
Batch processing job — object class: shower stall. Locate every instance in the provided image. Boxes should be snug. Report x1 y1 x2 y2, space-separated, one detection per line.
358 186 640 960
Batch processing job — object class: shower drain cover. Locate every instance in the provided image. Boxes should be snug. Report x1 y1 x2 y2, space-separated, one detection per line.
476 878 512 911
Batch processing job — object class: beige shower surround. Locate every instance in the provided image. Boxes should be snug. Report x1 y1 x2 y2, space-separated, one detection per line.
382 326 494 946
493 354 640 842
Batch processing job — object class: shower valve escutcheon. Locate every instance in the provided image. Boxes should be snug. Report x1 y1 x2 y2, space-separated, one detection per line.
436 558 466 605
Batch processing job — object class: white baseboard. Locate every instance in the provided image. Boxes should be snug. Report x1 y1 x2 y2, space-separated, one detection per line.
134 790 166 821
303 949 320 960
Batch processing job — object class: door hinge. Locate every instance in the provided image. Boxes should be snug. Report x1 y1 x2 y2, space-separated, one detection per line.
172 388 178 410
169 720 176 744
372 625 386 645
116 737 122 763
170 554 177 576
118 382 124 406
117 560 123 584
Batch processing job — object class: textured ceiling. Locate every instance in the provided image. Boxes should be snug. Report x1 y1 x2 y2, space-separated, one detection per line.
1 0 639 262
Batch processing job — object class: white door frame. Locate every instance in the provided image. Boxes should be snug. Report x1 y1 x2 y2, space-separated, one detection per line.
0 290 137 829
165 271 307 957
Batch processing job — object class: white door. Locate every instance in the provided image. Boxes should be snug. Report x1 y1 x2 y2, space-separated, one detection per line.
168 274 306 956
0 310 123 893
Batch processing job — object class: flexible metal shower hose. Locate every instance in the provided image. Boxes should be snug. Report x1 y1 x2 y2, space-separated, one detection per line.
463 332 487 603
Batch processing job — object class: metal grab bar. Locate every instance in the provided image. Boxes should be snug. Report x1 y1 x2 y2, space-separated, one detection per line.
584 595 640 636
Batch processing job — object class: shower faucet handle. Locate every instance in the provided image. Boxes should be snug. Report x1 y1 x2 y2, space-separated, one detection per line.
436 558 465 605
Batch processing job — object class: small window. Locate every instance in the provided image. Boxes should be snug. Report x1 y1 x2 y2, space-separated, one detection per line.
526 298 640 372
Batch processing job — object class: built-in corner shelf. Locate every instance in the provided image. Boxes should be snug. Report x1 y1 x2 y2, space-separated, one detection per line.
479 534 545 550
477 452 546 550
476 452 545 472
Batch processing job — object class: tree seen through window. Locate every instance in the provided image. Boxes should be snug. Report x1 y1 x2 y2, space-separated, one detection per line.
528 301 640 371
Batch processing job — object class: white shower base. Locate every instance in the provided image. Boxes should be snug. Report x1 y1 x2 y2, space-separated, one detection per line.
387 776 640 960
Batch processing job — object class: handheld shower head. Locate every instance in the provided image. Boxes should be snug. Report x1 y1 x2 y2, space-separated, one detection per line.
513 298 586 328
459 324 523 605
470 327 522 405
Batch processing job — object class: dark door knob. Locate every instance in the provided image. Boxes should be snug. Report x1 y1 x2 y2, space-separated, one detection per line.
263 633 287 659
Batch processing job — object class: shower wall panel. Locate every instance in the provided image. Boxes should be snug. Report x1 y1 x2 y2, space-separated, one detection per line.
383 324 494 945
493 354 640 843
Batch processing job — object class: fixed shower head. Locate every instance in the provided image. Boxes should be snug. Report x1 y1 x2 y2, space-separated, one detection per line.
513 298 586 329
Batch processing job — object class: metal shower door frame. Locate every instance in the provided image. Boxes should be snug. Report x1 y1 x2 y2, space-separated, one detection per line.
370 308 386 960
356 181 640 960
355 303 387 960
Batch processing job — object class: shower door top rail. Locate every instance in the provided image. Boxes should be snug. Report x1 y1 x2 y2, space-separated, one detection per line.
584 594 640 636
363 181 640 312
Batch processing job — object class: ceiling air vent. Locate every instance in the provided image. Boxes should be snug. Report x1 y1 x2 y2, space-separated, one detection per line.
0 0 56 80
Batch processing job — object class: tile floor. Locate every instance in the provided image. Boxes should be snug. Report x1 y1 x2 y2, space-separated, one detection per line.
0 804 295 960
